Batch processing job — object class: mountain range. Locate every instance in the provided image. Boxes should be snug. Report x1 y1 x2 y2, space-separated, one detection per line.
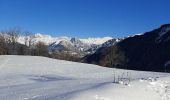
17 34 116 56
4 24 170 72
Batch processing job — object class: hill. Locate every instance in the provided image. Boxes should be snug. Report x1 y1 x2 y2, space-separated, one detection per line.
84 24 170 72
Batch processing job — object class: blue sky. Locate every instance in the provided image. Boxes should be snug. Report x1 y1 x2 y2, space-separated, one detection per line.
0 0 170 38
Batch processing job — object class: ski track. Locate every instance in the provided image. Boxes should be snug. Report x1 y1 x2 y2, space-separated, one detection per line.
0 56 10 69
148 79 170 100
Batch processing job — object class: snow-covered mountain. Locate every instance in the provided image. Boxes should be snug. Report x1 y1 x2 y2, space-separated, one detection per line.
18 33 71 45
49 37 92 52
80 37 113 45
85 38 122 54
18 33 113 45
17 33 114 55
49 40 75 51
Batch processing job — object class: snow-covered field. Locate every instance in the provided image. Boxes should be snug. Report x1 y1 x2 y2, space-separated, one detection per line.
0 55 170 100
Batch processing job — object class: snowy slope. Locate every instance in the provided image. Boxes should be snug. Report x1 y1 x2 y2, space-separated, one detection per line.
0 55 169 100
71 77 170 100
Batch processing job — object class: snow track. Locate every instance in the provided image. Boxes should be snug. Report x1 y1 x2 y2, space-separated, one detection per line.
0 56 10 69
149 79 170 100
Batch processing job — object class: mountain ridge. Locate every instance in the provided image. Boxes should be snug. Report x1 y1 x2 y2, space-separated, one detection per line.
18 33 113 45
84 24 170 72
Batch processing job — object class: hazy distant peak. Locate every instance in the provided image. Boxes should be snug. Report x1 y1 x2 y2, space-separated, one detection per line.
80 37 113 45
33 33 52 38
18 33 113 45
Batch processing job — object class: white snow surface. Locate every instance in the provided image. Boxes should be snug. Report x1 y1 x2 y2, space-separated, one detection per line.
0 55 170 100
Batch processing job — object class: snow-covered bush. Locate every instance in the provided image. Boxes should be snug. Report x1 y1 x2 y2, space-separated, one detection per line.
113 72 131 86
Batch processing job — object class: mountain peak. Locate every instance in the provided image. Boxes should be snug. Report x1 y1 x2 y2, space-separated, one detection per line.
80 37 113 45
156 24 170 43
58 40 72 46
160 24 170 28
33 33 51 38
70 37 81 44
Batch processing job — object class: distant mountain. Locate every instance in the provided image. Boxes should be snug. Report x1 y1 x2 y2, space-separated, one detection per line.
48 37 121 57
48 38 92 56
18 33 71 45
80 37 113 45
18 34 112 45
49 40 75 51
85 38 122 54
84 24 170 72
17 34 114 57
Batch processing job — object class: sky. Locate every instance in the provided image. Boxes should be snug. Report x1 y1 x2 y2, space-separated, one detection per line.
0 0 170 38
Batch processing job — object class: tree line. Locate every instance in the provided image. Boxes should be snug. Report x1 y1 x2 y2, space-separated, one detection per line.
0 28 82 62
0 28 49 56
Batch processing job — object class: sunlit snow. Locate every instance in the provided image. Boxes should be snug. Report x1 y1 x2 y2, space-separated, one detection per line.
0 55 170 100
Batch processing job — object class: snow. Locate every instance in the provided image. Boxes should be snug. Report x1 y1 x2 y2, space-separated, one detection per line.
126 33 143 38
18 33 113 45
70 77 170 100
18 34 70 45
0 55 170 100
80 37 113 45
